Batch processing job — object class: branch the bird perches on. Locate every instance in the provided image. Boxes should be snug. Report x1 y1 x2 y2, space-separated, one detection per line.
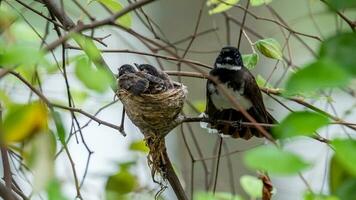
118 82 188 200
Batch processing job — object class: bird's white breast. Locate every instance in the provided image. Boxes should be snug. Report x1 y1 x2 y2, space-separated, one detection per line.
209 82 252 111
216 63 242 71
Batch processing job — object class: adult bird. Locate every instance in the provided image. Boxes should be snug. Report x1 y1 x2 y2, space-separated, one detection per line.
205 46 275 139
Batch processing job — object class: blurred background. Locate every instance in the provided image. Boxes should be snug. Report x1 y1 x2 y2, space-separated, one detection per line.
1 0 355 200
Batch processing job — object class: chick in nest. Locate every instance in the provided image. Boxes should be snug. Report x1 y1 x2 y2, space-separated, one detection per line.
135 63 174 89
118 64 172 95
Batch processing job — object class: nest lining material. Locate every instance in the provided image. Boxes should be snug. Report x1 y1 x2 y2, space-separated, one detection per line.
118 82 187 181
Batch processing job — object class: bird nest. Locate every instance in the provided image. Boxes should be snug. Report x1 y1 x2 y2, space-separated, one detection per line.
117 82 187 181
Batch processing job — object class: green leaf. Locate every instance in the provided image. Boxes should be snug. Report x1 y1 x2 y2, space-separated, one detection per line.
0 5 17 30
242 53 259 70
208 0 240 15
52 111 66 144
194 191 244 200
9 22 41 44
98 0 132 27
0 45 45 68
72 34 101 62
129 140 149 153
75 56 113 92
3 102 48 143
332 139 356 176
319 32 356 75
255 75 273 88
105 170 138 196
118 161 136 171
255 38 283 60
273 111 329 139
304 191 339 200
285 58 351 95
192 100 206 113
46 179 69 200
330 154 355 194
250 0 273 6
335 179 356 200
244 145 310 175
240 175 263 198
325 0 356 9
24 133 56 192
71 89 89 104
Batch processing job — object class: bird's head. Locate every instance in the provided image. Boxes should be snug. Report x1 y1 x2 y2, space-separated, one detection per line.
118 64 136 77
215 46 243 70
136 64 160 77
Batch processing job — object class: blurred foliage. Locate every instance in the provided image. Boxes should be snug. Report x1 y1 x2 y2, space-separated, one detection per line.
330 154 356 200
97 0 132 27
207 0 240 15
74 55 113 92
250 0 273 6
192 100 206 113
243 145 310 175
23 132 56 192
326 0 356 10
331 139 356 176
242 53 259 70
129 139 150 153
194 191 244 200
319 32 356 75
105 161 138 200
46 179 69 200
52 110 66 144
2 101 48 143
285 58 351 96
304 192 339 200
240 175 263 198
273 111 330 139
207 0 273 14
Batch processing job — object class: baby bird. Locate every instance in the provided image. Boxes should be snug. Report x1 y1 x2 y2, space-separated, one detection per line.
118 64 173 95
136 64 173 94
136 64 174 90
118 64 149 95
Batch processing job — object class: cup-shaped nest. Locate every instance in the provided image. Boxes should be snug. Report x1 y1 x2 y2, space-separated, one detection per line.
118 83 187 138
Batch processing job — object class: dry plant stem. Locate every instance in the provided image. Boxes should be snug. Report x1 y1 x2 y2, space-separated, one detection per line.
162 150 188 200
212 137 223 194
237 0 250 49
177 1 205 82
67 45 213 69
319 0 355 31
1 148 12 191
0 183 19 200
0 106 16 200
43 0 156 51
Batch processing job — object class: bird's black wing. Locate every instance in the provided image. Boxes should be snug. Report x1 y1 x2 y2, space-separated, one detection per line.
243 70 276 126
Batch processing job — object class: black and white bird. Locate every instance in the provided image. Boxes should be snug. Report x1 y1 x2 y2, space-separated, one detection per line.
205 46 275 139
118 64 171 95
